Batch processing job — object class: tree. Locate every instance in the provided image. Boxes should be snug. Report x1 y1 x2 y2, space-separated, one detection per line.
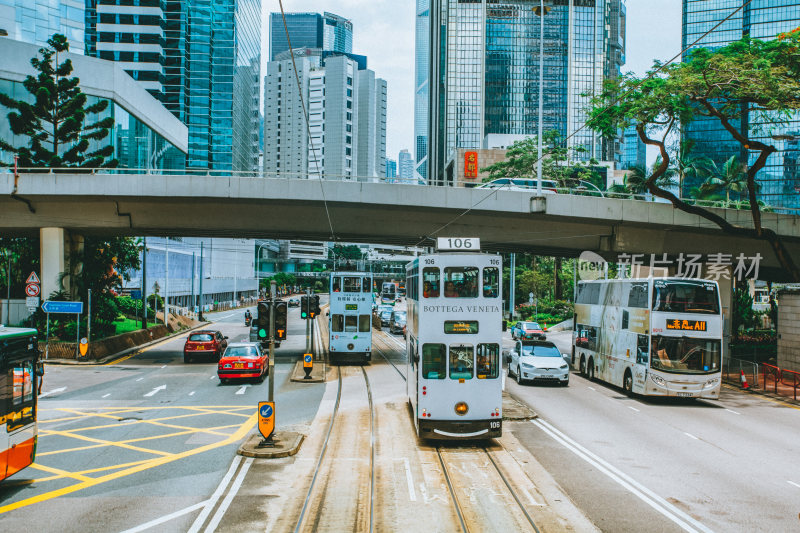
701 155 749 204
0 237 40 298
330 244 363 261
0 34 117 169
671 139 716 197
588 30 800 282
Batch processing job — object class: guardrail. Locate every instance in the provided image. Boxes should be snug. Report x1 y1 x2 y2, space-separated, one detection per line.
762 363 800 401
723 357 760 389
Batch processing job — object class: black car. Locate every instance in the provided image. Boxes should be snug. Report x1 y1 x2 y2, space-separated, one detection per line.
390 311 407 334
287 298 300 308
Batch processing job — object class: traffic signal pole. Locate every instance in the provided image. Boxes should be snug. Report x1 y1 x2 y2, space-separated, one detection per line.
269 280 276 403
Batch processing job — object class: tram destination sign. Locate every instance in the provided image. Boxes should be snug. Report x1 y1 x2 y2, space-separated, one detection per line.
444 320 479 334
436 237 480 251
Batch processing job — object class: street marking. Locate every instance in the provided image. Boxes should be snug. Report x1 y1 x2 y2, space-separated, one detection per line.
724 408 741 415
189 391 195 396
144 385 166 397
532 419 714 533
203 457 253 532
136 377 144 382
588 386 596 391
628 406 640 412
210 376 215 380
187 456 243 533
160 365 166 369
788 480 800 489
403 458 416 501
39 387 67 398
684 432 699 440
102 393 111 398
235 385 248 395
121 499 211 533
217 312 236 320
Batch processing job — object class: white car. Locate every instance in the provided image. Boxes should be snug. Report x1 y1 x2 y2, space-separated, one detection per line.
476 178 559 194
507 340 570 386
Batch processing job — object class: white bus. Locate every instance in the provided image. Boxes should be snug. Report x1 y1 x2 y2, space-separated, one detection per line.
572 278 722 399
329 272 374 364
406 249 504 439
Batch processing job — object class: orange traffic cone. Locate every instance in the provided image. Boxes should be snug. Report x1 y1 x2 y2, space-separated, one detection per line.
740 370 750 390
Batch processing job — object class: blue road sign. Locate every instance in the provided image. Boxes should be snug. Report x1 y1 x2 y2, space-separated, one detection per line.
41 300 83 314
260 404 273 418
130 290 142 299
304 355 312 363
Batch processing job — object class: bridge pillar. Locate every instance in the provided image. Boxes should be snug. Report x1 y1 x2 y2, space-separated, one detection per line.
40 227 66 299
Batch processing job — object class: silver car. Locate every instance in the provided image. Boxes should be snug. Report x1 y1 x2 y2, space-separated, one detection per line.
507 341 570 386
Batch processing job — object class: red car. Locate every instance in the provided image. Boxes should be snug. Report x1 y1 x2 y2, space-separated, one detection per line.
184 330 228 363
511 321 547 341
218 343 268 384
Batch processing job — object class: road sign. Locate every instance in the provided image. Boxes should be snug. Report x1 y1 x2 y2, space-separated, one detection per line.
130 290 142 300
41 300 83 314
26 296 39 309
79 337 88 356
26 272 40 285
25 284 40 297
436 237 480 251
258 401 275 440
303 353 313 368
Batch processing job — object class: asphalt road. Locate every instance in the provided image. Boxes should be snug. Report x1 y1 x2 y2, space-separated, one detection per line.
506 330 800 533
0 301 326 532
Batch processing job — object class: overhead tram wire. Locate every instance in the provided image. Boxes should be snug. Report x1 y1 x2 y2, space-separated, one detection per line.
277 0 335 243
415 0 755 248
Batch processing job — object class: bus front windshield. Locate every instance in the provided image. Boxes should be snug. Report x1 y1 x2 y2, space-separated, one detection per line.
650 336 721 374
652 280 720 314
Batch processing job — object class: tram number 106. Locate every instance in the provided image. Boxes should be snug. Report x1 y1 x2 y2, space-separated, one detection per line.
490 421 501 429
437 237 480 251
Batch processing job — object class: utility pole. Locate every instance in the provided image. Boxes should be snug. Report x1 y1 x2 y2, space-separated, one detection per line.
141 238 147 330
87 288 91 346
190 251 196 317
198 241 205 321
509 253 516 319
164 238 169 326
268 280 276 403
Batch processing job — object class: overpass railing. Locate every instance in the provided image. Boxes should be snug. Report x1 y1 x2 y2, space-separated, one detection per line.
4 166 800 215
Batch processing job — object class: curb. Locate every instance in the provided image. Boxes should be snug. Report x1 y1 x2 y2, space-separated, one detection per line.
722 382 800 407
43 321 211 365
238 431 304 459
289 360 328 383
503 390 539 421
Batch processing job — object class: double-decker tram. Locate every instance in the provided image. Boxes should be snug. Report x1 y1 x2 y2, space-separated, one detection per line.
572 277 722 398
406 238 504 439
329 271 374 364
1 327 40 481
380 281 397 304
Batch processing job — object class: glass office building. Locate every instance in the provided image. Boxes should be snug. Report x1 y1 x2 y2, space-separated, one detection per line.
269 11 352 61
427 0 625 185
414 0 430 181
682 0 800 209
0 0 85 53
619 124 646 170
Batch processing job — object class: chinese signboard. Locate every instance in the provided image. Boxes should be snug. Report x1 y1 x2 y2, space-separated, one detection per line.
464 151 478 178
666 319 707 331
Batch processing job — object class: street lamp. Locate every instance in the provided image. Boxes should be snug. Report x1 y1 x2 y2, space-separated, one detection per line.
575 179 605 197
533 1 550 197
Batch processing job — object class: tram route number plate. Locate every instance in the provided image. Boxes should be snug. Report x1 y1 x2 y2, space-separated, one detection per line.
436 237 480 251
490 421 501 429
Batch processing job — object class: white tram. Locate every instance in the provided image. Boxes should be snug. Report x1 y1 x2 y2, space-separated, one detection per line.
329 271 374 364
406 239 504 440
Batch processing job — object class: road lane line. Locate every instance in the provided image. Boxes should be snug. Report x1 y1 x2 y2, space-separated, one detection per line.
189 391 195 396
724 408 741 415
203 457 253 532
235 385 248 395
187 455 243 533
144 385 166 397
136 377 144 382
39 387 67 398
628 406 640 412
160 365 166 369
210 376 215 380
120 499 211 533
217 312 236 320
787 481 800 489
102 393 111 398
588 386 596 391
684 432 699 440
403 458 416 501
532 419 713 533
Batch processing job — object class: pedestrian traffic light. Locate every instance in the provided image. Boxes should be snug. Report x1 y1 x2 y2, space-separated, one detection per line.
300 295 310 319
275 301 287 340
257 301 270 339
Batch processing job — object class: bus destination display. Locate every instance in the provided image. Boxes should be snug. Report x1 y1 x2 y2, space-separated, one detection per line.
666 319 707 331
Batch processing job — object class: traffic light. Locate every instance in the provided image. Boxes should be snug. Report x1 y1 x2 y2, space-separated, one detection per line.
300 295 310 319
275 301 287 340
312 295 321 318
257 301 270 340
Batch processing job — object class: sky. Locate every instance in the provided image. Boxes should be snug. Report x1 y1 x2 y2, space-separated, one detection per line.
262 0 683 166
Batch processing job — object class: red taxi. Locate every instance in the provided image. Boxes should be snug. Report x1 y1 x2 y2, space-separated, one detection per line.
184 330 228 363
217 343 268 383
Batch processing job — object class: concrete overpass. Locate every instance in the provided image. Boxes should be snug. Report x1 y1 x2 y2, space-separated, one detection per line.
2 171 799 287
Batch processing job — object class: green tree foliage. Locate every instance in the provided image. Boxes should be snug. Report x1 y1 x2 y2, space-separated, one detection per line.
701 155 749 203
0 237 40 298
672 139 716 196
588 30 800 282
732 288 756 338
0 34 117 168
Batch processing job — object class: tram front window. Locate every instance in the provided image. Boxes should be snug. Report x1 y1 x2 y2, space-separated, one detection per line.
444 267 479 298
343 277 361 292
422 344 446 379
423 267 440 297
483 267 499 298
345 315 358 332
359 315 371 332
476 343 499 379
449 344 474 380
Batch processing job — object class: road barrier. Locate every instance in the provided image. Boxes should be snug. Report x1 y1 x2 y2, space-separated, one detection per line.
723 357 760 390
762 363 800 401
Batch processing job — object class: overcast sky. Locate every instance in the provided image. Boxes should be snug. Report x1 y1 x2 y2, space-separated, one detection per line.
262 1 683 165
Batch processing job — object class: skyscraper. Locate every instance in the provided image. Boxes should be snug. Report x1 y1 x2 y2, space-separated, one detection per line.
269 11 352 61
682 1 800 209
414 0 430 181
619 124 646 171
427 0 625 184
398 149 415 182
0 0 85 52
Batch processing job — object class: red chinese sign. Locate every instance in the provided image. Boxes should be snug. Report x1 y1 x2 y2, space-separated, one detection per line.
464 151 478 178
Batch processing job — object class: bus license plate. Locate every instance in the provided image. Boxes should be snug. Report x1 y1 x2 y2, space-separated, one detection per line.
677 392 694 397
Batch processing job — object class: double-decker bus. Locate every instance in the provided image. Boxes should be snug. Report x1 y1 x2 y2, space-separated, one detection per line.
380 281 397 304
329 272 373 363
1 327 40 481
406 241 504 439
572 278 722 399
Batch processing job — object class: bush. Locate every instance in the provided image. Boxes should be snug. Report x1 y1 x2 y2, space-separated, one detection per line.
116 296 143 315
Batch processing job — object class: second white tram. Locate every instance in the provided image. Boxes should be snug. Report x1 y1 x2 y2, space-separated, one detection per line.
329 272 373 364
406 251 504 439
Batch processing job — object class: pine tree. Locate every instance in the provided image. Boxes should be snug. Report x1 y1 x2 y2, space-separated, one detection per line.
0 34 117 169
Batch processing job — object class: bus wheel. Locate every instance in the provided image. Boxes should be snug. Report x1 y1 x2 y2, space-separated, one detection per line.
579 356 586 375
623 370 633 395
587 359 595 381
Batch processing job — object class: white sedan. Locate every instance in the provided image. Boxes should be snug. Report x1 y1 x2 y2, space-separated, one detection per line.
507 340 570 386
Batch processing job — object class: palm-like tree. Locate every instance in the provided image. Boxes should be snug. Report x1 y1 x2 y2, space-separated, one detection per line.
623 165 649 198
702 155 749 203
672 139 716 197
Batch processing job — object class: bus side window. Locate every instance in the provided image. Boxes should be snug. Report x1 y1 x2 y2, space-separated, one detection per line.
476 343 499 379
345 315 358 332
423 267 440 298
421 343 446 379
332 314 344 332
332 277 341 292
637 335 649 365
343 277 361 292
483 267 499 298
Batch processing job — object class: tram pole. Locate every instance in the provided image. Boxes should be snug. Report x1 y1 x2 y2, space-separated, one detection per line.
269 280 276 403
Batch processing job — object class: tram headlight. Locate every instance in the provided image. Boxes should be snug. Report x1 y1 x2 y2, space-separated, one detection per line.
650 374 666 386
454 402 469 416
347 343 354 350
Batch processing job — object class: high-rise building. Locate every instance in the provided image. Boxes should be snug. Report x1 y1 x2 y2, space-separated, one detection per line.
682 1 800 209
427 0 625 184
263 50 387 180
386 158 397 178
0 0 85 53
619 124 646 171
85 0 261 172
398 149 415 181
414 0 430 182
269 11 352 61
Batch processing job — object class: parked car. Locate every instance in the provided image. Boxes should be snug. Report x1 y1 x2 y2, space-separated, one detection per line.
476 178 558 194
390 311 407 334
218 342 268 383
287 298 300 308
183 330 228 363
511 321 547 340
507 340 570 386
379 310 394 327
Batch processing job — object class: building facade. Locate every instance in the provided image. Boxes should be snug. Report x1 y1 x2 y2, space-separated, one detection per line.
0 0 85 53
269 11 352 61
386 158 397 178
415 0 430 182
427 0 625 184
619 124 646 170
398 149 415 181
682 0 800 209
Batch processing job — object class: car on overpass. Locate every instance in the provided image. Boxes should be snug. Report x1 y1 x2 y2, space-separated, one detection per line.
476 178 558 194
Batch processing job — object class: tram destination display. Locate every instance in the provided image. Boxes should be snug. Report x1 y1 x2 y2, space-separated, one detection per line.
444 320 479 334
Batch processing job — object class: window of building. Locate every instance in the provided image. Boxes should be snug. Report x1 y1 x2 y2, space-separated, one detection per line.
347 76 352 85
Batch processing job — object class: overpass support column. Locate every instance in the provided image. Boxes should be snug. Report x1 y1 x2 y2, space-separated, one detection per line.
718 272 734 366
40 228 66 299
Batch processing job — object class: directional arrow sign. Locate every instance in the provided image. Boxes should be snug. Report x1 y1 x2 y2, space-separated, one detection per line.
144 384 166 397
41 300 83 314
39 386 67 398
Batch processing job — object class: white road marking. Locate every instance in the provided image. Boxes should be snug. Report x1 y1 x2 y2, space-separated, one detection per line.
787 480 800 489
187 456 242 533
418 482 428 503
210 376 216 380
39 387 67 398
523 488 545 506
235 385 248 395
403 458 416 501
217 312 236 320
160 365 166 369
203 457 253 532
532 419 714 533
588 386 596 391
136 377 144 382
725 408 741 415
102 393 111 398
628 406 640 412
120 499 211 533
188 391 195 396
144 384 166 397
684 432 699 440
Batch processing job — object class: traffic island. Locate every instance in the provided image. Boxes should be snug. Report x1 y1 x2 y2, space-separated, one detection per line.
289 360 333 383
237 431 304 459
503 391 538 420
